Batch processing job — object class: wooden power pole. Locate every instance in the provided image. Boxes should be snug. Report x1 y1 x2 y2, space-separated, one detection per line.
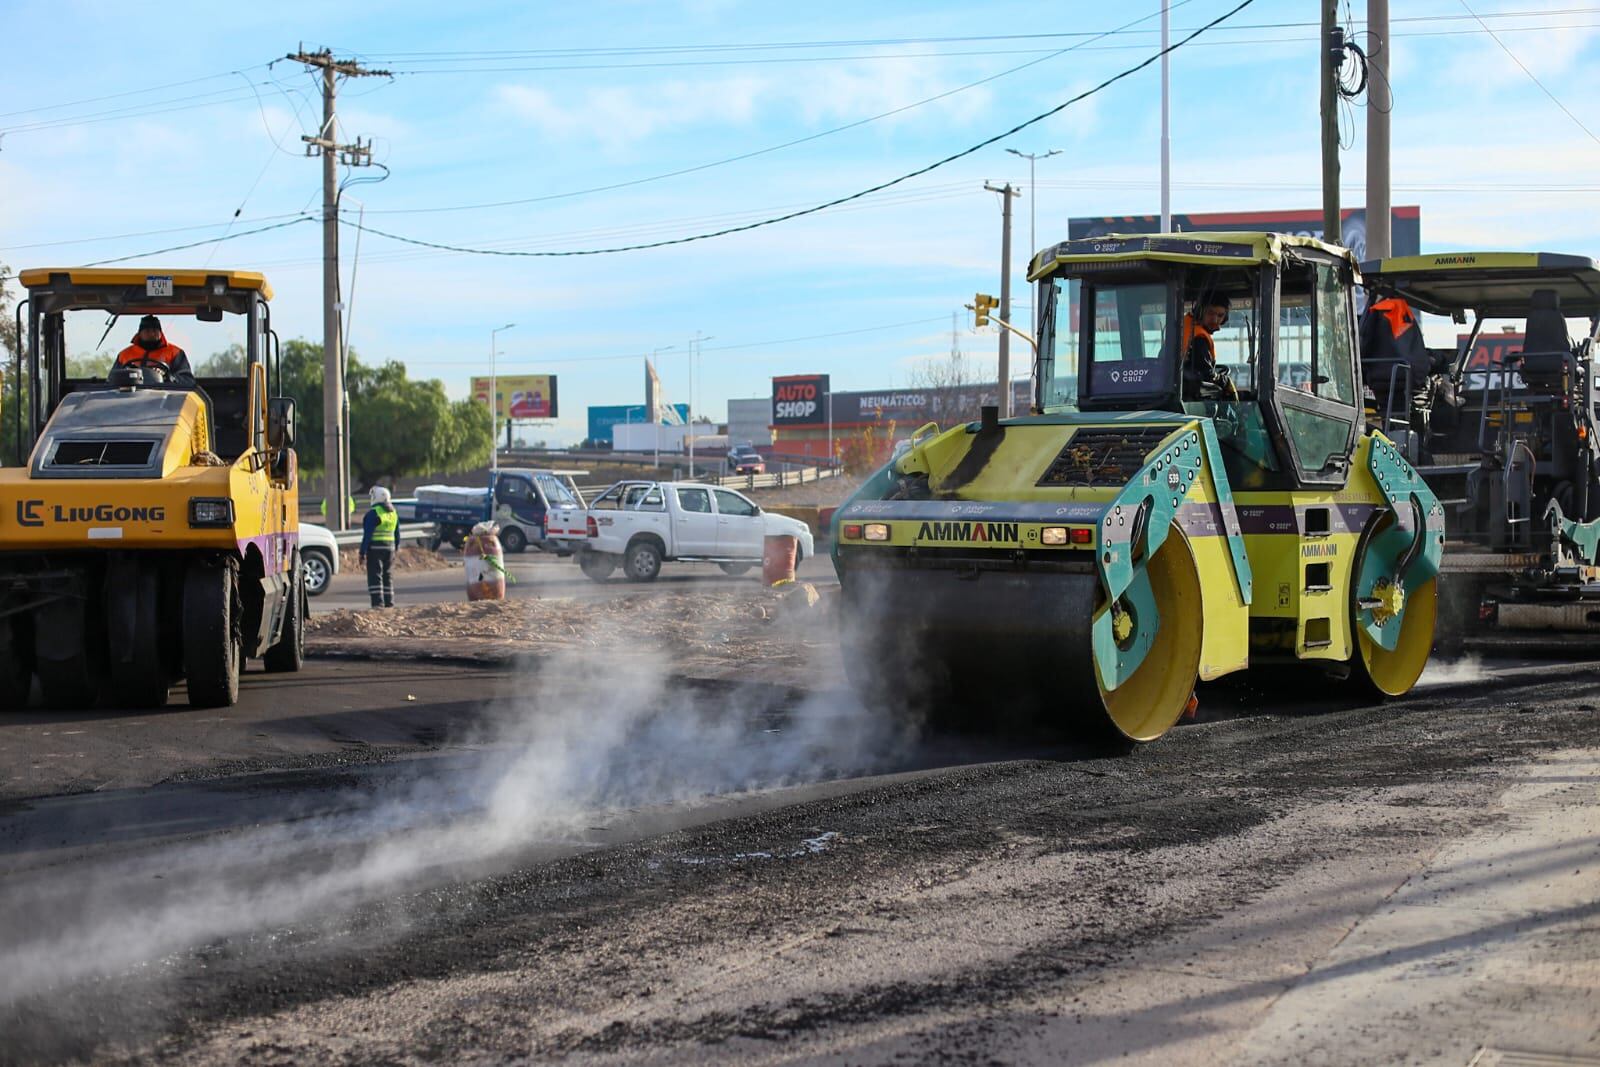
1320 1 1343 246
286 47 388 531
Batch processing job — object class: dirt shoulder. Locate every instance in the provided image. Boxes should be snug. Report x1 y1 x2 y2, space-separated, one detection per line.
337 544 454 573
306 584 838 688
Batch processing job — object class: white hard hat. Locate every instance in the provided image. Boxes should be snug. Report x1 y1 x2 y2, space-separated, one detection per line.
369 485 391 506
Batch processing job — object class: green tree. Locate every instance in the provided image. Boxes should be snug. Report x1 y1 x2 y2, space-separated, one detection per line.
280 338 326 473
275 339 488 483
1 262 27 465
195 342 245 377
347 357 490 485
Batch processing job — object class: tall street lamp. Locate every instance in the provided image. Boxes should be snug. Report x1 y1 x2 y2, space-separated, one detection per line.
490 323 515 472
688 332 712 478
1006 147 1061 255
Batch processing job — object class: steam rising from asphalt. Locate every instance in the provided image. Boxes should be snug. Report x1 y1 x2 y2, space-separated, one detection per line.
0 611 911 1005
1418 654 1490 687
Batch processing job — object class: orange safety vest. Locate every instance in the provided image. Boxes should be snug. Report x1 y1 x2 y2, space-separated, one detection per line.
1368 297 1418 340
1182 312 1216 362
116 332 185 368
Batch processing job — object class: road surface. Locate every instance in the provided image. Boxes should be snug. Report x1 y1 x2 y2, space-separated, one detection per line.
1 654 1597 1066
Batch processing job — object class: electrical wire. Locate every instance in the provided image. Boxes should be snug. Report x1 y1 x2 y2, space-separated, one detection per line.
0 64 273 120
342 0 1258 260
1457 0 1600 149
0 211 318 253
358 0 1201 218
357 8 1600 61
80 216 315 267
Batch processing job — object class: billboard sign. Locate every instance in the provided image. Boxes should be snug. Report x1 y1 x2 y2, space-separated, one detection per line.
772 374 830 425
1068 206 1421 261
471 374 558 420
587 403 689 444
836 381 1031 426
769 378 1030 428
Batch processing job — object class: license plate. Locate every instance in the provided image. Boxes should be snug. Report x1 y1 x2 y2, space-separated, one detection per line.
145 275 173 297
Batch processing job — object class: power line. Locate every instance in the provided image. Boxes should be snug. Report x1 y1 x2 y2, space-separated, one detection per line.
344 0 1258 260
1457 0 1600 150
358 1 1201 218
0 211 317 253
0 83 277 137
80 216 315 266
357 7 1599 61
0 64 272 120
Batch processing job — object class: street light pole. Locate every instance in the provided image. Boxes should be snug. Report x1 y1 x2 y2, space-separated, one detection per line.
490 323 514 473
688 332 712 478
1006 147 1060 255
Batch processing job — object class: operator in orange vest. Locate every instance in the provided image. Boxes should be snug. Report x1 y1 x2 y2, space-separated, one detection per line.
114 315 195 387
1356 299 1433 412
1181 294 1237 401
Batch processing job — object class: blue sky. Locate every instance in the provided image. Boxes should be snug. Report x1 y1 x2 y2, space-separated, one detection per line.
3 0 1597 442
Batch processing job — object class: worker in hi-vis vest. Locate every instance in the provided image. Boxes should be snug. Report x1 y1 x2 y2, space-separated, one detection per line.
360 485 400 609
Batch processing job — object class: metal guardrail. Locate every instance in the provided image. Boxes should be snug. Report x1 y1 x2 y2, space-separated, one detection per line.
329 526 436 548
709 466 841 490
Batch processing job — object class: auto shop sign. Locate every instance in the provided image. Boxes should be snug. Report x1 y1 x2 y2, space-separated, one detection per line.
772 374 830 426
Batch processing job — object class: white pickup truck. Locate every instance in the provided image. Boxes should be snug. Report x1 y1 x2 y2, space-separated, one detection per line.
579 480 815 582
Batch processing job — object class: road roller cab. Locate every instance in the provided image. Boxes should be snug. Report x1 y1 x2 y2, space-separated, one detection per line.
0 268 303 710
832 232 1445 744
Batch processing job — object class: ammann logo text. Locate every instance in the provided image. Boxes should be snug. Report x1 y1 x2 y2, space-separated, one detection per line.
15 501 166 527
917 520 1020 543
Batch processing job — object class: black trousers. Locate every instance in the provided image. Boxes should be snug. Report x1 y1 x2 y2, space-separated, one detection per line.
366 547 394 607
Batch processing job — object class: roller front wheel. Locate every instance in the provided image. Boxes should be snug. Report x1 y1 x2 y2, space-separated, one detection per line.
1091 534 1205 744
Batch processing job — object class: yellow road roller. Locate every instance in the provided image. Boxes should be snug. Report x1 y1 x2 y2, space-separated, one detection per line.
1 268 302 709
832 233 1444 744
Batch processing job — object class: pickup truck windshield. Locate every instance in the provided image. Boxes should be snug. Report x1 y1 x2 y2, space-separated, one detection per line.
536 473 580 508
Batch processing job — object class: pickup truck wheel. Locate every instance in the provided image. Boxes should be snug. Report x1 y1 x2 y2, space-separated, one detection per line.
302 548 333 597
719 563 755 577
625 541 663 582
580 552 617 581
502 526 529 554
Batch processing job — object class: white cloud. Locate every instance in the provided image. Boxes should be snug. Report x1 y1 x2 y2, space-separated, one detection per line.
492 50 996 152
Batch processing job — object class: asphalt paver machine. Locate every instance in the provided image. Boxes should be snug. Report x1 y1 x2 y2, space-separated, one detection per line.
1360 252 1600 637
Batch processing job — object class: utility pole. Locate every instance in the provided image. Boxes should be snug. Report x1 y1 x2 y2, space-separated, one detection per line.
1160 0 1172 232
1319 2 1343 246
286 46 389 531
1365 0 1392 260
984 183 1021 418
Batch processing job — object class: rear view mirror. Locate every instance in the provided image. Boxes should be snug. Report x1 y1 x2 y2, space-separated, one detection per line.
267 397 296 450
196 307 224 323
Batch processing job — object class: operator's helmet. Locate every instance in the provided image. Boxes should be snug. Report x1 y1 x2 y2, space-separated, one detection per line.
369 485 392 506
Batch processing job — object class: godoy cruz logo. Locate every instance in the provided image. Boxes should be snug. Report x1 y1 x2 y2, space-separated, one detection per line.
15 500 166 527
